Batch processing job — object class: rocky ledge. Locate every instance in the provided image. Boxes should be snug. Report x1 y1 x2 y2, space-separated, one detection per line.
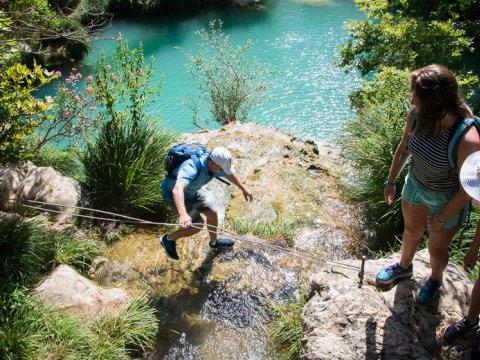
302 249 474 360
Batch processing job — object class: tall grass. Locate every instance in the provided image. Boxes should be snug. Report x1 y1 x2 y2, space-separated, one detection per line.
0 215 56 286
267 292 306 360
0 288 158 359
338 96 410 248
0 215 102 287
228 216 302 246
81 120 175 215
92 294 158 352
449 209 480 281
53 231 101 272
32 145 84 181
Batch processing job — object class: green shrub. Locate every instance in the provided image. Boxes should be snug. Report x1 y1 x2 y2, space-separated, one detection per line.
0 215 56 286
81 121 175 215
181 19 269 127
268 292 306 360
32 145 84 180
349 67 410 111
338 94 410 247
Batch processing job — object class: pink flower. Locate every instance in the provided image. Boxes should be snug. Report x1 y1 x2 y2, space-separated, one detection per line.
62 111 70 119
61 87 68 93
86 86 93 94
75 73 82 79
86 75 93 83
55 71 62 77
65 78 72 84
90 106 97 111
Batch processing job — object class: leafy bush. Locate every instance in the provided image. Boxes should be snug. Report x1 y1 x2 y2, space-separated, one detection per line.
338 93 410 247
349 67 410 111
181 19 269 127
0 63 56 164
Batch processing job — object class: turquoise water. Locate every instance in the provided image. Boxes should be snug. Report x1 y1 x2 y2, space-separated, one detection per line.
78 0 363 140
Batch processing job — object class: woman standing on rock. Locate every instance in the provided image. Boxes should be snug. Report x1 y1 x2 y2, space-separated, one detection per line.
375 64 480 304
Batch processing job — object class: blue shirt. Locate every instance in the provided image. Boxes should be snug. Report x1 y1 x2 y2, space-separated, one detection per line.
161 153 227 203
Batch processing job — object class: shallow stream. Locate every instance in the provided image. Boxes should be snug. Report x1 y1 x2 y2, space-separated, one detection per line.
96 224 350 359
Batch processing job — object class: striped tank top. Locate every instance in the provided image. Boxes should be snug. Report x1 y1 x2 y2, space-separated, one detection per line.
408 122 459 192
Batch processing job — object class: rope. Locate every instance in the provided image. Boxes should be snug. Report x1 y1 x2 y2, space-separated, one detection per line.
5 199 361 271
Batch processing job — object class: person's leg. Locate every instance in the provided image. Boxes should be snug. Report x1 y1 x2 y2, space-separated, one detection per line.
444 277 480 342
204 208 219 244
467 277 480 323
375 200 428 284
427 226 458 281
399 199 430 268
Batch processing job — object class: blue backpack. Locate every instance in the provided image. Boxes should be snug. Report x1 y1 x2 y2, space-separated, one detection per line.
447 116 480 171
164 143 208 179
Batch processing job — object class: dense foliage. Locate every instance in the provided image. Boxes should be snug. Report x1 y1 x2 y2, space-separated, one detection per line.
0 63 56 163
338 0 480 79
0 0 108 65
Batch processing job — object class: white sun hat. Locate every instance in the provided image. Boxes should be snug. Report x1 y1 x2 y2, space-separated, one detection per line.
209 147 235 175
460 151 480 202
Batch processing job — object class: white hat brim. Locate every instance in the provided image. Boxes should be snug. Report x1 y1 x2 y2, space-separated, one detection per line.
460 151 480 202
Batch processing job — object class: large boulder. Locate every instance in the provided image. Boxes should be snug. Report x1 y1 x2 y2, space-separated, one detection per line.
34 264 127 318
0 162 80 223
302 249 474 359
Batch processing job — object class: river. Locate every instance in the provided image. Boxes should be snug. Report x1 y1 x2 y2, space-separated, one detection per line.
80 0 363 141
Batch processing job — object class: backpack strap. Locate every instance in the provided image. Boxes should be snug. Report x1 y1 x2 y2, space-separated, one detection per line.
447 117 479 169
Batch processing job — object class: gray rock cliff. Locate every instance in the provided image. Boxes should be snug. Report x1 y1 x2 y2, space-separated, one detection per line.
302 249 474 360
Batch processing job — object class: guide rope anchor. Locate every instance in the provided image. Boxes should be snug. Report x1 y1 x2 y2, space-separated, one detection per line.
358 256 366 287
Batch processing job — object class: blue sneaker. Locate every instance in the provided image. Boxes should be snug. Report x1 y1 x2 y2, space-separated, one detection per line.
417 277 442 305
375 262 413 285
209 237 235 249
444 316 479 342
160 235 179 260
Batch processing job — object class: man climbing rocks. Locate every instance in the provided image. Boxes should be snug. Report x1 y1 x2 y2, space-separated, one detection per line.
160 146 253 260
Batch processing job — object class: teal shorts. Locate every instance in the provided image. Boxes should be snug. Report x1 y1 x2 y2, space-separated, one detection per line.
401 173 469 229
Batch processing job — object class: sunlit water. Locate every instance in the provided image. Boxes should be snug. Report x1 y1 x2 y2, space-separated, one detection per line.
75 0 363 141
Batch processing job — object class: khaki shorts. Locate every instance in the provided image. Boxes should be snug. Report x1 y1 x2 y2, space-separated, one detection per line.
166 193 212 222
